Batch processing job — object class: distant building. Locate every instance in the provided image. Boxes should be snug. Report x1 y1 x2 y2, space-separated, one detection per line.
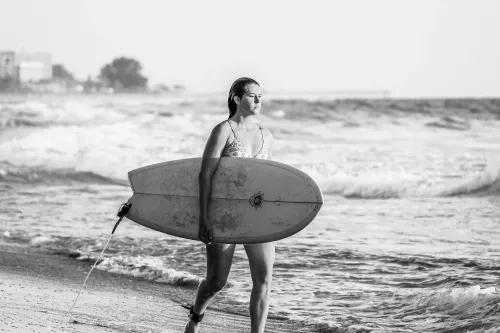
0 51 16 78
16 52 52 82
18 62 45 82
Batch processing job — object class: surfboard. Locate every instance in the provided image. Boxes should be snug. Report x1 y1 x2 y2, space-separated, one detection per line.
125 158 323 244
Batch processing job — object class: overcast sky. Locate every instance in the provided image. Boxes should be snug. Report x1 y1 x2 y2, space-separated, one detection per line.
2 0 499 97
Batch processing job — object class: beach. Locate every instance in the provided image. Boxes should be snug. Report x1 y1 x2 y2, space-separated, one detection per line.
1 94 500 332
0 242 310 333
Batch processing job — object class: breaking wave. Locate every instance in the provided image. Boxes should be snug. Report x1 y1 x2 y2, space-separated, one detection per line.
2 159 499 199
1 230 201 287
307 161 500 199
0 162 128 186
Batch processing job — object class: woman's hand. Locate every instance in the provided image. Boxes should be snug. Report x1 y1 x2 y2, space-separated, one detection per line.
199 216 213 244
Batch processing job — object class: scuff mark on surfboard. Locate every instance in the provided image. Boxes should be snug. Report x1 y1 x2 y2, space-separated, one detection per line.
214 211 244 232
171 212 198 230
270 219 286 226
227 170 247 188
218 164 248 188
271 196 284 206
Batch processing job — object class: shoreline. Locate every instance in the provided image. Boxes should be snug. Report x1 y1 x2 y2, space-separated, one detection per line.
0 243 313 333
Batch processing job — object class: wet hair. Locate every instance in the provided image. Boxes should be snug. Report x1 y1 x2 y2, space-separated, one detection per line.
227 77 260 119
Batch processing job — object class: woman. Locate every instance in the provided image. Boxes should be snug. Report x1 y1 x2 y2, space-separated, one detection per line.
184 77 275 333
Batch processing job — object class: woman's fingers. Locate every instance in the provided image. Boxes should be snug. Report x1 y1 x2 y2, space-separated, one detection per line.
208 228 213 243
199 226 213 244
199 228 206 243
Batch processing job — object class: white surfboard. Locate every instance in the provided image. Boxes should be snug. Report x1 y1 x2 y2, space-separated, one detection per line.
125 158 323 244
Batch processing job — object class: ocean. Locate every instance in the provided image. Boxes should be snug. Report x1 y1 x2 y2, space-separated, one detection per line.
0 93 499 332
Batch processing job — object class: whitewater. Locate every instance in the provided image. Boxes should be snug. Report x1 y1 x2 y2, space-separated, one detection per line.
0 94 499 332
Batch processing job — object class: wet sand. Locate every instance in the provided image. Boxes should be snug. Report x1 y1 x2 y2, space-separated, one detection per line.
0 243 308 333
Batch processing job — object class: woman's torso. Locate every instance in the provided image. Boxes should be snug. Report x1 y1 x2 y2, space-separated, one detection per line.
221 120 268 159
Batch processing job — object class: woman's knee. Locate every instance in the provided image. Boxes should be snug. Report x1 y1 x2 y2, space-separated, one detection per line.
252 270 273 289
245 242 275 288
205 276 228 292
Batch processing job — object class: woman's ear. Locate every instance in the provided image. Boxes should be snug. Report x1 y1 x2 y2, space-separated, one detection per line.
233 95 240 105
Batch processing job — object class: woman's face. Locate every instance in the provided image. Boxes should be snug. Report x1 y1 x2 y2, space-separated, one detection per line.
236 84 262 115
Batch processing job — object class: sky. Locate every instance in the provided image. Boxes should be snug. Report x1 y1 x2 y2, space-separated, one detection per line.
2 0 500 97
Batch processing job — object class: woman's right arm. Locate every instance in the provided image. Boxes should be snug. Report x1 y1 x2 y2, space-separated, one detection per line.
198 122 229 244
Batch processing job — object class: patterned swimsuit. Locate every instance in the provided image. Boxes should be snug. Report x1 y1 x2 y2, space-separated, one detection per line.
221 120 268 159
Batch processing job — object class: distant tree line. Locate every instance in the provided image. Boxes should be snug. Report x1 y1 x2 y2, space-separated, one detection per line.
1 56 183 93
99 57 148 91
52 57 148 91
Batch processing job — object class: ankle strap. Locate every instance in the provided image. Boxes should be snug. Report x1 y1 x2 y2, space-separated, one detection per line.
182 305 204 323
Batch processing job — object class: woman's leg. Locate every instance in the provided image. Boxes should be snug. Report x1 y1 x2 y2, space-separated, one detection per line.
184 243 236 333
244 242 276 333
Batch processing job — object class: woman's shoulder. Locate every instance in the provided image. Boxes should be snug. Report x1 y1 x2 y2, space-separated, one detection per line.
210 120 232 136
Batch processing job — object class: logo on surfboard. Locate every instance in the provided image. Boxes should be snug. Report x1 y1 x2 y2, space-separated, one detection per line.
249 191 264 209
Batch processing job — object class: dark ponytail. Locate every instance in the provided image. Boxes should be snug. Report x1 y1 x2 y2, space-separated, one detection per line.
227 77 260 119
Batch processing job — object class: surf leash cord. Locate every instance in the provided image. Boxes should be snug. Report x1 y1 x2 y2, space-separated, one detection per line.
67 201 132 317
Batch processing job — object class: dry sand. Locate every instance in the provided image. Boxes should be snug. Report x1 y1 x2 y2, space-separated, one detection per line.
0 244 310 333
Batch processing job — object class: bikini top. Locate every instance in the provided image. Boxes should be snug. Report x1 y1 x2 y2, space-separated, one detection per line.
221 120 268 159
